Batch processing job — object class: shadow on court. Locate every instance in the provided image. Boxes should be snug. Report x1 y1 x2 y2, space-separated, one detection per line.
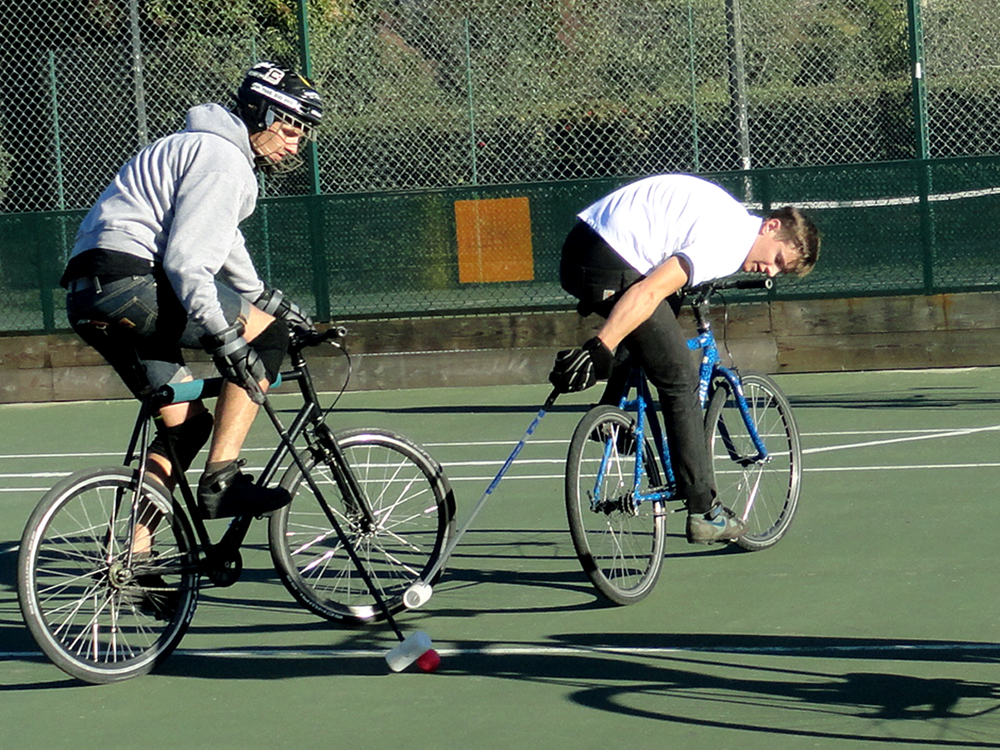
0 542 35 655
791 386 1000 411
138 633 1000 748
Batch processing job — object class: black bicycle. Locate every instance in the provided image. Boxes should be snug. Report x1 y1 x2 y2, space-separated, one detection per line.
17 327 456 683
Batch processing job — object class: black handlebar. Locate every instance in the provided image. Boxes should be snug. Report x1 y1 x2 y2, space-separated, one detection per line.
289 325 348 351
689 277 773 295
686 276 772 306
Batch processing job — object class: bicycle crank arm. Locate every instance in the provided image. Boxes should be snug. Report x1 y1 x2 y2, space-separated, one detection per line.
198 514 253 586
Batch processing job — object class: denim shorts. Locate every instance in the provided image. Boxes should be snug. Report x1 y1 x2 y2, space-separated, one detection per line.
66 273 249 396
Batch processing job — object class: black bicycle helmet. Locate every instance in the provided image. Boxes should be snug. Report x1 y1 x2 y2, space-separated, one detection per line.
234 61 323 141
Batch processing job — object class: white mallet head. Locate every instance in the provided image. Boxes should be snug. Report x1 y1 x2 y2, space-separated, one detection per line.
403 581 433 609
385 630 433 672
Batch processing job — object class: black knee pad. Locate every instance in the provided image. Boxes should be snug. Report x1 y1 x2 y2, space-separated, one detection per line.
148 410 214 473
249 319 289 383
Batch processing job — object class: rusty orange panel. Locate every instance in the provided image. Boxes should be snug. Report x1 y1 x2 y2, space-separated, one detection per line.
455 197 535 283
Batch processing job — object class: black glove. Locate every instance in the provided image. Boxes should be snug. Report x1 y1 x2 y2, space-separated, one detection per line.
255 288 315 333
549 337 615 393
201 322 267 404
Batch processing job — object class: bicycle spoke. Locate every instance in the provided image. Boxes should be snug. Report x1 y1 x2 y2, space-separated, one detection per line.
567 406 666 606
707 373 802 551
19 469 199 683
269 430 453 623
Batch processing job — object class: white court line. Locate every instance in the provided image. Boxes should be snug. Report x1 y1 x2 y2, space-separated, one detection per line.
0 452 120 460
803 422 1000 455
3 423 1000 491
807 463 1000 472
426 439 566 448
0 473 71 479
3 426 994 461
439 458 564 467
807 428 977 437
3 461 994 492
0 446 283 461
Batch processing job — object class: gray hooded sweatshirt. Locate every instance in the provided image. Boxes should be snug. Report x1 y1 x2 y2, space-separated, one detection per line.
70 103 265 336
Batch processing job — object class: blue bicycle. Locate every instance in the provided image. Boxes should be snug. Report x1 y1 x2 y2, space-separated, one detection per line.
565 278 802 605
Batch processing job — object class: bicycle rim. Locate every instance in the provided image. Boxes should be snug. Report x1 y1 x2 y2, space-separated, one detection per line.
269 429 455 623
706 372 802 551
566 406 666 605
17 468 198 683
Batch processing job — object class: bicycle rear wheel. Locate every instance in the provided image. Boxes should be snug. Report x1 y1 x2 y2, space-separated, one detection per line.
17 467 199 683
269 428 455 623
566 405 666 605
705 372 802 551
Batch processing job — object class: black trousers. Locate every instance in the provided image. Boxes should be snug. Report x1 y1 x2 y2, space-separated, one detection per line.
560 221 716 513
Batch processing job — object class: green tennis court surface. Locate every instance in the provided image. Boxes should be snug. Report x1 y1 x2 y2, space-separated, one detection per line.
3 368 1000 749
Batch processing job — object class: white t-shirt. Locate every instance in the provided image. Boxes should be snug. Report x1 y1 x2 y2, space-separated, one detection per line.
576 174 762 286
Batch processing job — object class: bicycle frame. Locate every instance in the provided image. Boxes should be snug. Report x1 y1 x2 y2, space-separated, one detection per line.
118 328 379 584
597 284 771 512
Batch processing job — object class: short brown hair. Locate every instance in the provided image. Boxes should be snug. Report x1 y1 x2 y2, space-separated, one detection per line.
768 206 820 277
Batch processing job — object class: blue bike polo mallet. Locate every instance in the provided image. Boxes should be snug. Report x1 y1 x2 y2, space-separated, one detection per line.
402 387 561 610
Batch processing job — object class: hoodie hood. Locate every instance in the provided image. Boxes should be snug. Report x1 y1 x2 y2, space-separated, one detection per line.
184 103 256 167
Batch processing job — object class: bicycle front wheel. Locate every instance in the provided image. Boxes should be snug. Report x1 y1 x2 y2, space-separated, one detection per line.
269 428 455 623
705 372 802 551
17 468 199 684
566 405 666 605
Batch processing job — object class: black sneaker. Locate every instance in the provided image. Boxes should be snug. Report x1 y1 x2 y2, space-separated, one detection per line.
197 459 292 519
130 575 180 621
123 553 181 621
685 503 746 544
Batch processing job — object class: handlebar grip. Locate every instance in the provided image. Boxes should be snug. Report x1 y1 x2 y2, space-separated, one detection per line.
292 325 349 349
728 277 773 291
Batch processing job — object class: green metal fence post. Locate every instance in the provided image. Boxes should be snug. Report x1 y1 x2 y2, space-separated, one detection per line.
464 18 479 187
685 0 701 173
45 51 66 333
48 56 71 261
907 0 936 294
127 0 149 148
47 51 66 215
296 0 331 321
725 0 753 201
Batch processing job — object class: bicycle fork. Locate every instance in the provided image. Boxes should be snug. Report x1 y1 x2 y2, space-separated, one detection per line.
256 397 410 643
311 422 382 532
711 375 773 522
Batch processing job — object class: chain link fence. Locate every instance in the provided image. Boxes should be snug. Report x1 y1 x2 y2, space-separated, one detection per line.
2 0 1000 331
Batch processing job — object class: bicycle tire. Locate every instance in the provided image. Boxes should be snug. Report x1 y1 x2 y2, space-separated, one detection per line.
268 428 455 623
17 467 199 684
705 371 802 551
566 405 666 605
